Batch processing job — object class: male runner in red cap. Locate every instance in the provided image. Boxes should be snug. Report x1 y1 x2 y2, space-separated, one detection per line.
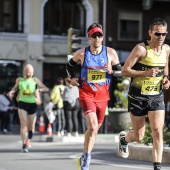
66 23 121 170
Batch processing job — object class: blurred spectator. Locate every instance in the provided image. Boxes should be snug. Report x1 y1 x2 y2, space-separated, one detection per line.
6 93 17 133
42 91 51 131
121 79 130 97
116 79 130 102
114 79 130 108
50 77 65 136
78 105 87 134
63 77 79 136
0 88 10 134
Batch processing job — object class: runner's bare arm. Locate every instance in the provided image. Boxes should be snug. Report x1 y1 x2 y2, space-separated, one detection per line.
66 48 85 86
105 47 121 77
122 43 160 77
163 44 170 89
34 77 49 92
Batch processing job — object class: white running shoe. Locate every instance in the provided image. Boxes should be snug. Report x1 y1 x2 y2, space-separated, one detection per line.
117 131 129 158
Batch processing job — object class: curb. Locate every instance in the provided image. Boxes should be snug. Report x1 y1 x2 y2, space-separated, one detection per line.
117 143 170 164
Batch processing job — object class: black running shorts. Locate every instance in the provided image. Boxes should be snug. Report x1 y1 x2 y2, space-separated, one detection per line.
128 94 165 116
18 101 37 115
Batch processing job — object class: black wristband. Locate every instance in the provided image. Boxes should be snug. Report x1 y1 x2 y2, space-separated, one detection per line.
163 75 169 79
112 63 122 77
66 59 77 78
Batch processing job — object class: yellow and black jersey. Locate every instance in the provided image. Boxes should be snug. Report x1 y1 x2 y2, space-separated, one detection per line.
129 41 167 100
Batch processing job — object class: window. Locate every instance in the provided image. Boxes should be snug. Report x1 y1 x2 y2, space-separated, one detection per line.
0 0 24 32
118 11 142 41
0 60 22 90
44 0 86 36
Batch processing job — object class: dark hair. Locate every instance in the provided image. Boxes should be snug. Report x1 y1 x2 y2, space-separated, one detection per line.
56 77 64 85
87 23 103 33
149 18 167 31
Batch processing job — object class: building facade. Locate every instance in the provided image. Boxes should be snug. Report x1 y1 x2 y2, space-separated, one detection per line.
0 0 101 89
0 0 170 106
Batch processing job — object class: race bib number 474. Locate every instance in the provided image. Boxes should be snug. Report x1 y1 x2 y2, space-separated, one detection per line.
87 69 106 83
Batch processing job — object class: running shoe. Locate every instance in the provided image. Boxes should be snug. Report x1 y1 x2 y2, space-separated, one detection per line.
118 131 129 158
76 155 91 170
26 139 31 148
76 155 84 170
21 147 28 153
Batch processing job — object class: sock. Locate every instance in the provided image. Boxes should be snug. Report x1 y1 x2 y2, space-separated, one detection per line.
28 130 33 139
85 153 91 158
153 162 161 170
120 137 128 145
23 144 27 149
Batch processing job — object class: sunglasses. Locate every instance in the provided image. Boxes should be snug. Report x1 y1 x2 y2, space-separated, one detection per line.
90 34 103 38
152 31 167 37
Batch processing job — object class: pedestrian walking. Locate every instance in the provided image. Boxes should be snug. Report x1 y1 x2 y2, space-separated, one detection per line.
118 18 170 170
50 77 65 136
66 23 121 170
0 88 10 134
63 77 79 137
8 64 49 152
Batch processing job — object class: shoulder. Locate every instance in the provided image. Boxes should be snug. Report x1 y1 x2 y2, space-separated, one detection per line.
34 77 40 83
52 85 57 90
16 77 22 83
106 46 119 64
72 48 86 64
131 42 147 57
134 42 146 51
106 47 118 59
106 46 117 54
163 44 170 59
61 85 66 90
164 43 170 52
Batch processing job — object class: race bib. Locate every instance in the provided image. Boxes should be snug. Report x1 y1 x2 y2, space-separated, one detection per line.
22 90 32 96
141 79 161 95
87 69 106 83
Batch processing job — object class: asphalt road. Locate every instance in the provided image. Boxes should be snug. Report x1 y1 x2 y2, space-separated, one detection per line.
0 134 169 170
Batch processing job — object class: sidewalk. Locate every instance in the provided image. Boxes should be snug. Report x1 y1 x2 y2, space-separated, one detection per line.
38 133 119 143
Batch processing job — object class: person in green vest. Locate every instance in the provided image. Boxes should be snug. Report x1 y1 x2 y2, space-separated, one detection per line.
8 64 49 152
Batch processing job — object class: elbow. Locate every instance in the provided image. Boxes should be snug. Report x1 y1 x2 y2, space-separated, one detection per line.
121 67 129 77
121 70 127 76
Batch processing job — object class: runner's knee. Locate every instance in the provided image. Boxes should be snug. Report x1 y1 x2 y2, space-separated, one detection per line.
151 128 163 140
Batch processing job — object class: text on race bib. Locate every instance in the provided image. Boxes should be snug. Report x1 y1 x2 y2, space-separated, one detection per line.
141 79 161 95
22 90 32 96
87 69 106 83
